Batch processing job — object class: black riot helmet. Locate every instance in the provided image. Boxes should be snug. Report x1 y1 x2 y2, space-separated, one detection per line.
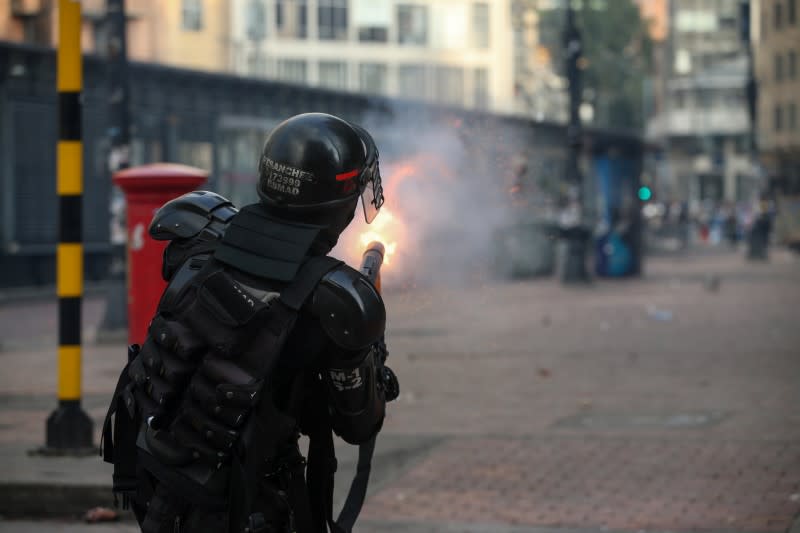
256 113 384 230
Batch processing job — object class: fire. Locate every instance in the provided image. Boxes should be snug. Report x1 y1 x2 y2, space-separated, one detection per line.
358 207 400 265
334 152 455 275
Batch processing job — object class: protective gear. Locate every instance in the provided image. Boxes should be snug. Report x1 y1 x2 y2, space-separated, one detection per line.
308 261 387 444
103 115 395 533
133 254 348 533
149 190 238 281
312 265 386 351
256 113 384 225
214 203 324 282
126 192 237 439
324 344 385 445
150 190 237 240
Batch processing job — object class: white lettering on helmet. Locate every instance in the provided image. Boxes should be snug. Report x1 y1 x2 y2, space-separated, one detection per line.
260 156 316 198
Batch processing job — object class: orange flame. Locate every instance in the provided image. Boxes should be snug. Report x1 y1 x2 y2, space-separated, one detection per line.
335 153 456 274
358 207 400 265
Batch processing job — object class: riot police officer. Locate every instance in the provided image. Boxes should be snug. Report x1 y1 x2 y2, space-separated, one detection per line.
102 113 397 533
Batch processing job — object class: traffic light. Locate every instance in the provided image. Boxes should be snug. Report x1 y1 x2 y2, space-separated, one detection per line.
638 186 652 201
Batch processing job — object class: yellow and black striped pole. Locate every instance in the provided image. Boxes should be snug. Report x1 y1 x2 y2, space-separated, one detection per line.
45 0 93 452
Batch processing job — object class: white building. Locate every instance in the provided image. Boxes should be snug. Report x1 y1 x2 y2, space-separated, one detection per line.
227 0 516 114
646 0 760 205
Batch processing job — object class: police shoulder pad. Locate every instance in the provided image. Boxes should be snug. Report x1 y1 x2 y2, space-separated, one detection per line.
311 264 385 351
149 191 237 241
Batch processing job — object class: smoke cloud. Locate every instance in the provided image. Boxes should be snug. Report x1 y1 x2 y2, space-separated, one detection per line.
333 105 538 287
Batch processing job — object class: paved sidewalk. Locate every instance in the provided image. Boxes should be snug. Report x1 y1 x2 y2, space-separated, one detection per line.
0 248 798 532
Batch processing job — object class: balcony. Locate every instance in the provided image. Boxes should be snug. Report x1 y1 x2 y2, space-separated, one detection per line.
647 106 749 139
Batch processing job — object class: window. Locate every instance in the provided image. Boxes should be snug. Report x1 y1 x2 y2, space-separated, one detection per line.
776 53 784 82
359 27 388 42
775 103 783 131
775 1 783 30
674 90 686 109
434 66 464 106
182 0 203 31
725 88 744 106
472 3 490 49
247 51 267 77
276 0 308 38
359 63 387 94
354 0 390 43
790 103 798 130
276 59 307 83
318 61 348 90
790 0 797 25
718 14 737 29
697 88 713 109
245 0 267 41
790 50 797 79
397 5 428 45
319 0 348 40
734 135 749 154
398 64 428 99
675 10 718 32
473 67 488 109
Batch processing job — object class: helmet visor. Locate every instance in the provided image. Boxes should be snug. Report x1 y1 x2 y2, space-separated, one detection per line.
350 122 384 224
360 159 384 224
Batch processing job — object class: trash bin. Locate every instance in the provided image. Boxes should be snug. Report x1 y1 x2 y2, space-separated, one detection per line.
491 219 557 279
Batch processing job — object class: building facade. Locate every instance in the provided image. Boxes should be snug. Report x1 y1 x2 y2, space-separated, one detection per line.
1 0 230 73
3 1 564 118
227 0 515 114
509 0 567 122
754 0 800 194
647 0 758 205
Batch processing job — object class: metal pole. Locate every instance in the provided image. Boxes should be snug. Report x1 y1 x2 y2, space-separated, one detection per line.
740 0 768 259
560 3 590 283
45 0 94 453
98 0 131 336
741 0 757 159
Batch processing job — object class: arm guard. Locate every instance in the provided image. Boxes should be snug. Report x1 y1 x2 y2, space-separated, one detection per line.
310 265 387 444
323 343 385 444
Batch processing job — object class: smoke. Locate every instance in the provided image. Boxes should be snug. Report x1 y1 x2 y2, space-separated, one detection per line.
333 105 533 288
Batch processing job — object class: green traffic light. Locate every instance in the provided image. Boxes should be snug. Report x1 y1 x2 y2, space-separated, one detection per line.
638 186 652 201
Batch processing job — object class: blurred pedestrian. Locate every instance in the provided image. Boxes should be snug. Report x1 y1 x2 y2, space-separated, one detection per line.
747 199 772 260
724 204 739 248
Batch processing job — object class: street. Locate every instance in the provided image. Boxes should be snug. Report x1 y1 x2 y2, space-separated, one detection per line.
0 247 798 532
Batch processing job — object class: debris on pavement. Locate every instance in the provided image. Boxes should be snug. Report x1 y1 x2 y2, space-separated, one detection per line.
84 507 119 523
646 305 673 321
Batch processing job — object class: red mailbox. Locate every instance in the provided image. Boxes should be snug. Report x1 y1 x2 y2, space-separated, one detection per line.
112 163 207 345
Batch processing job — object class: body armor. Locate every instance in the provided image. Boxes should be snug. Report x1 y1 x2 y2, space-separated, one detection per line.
105 191 393 533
